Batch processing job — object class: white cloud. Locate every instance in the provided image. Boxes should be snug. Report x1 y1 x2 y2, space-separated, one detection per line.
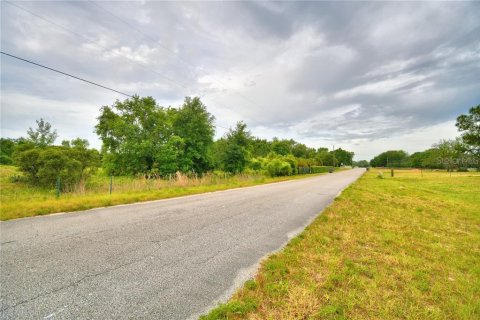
102 44 158 63
1 1 479 159
334 73 429 99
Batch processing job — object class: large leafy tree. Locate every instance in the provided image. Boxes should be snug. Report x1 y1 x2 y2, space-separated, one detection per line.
316 148 333 166
370 150 409 167
402 149 438 169
27 118 58 147
331 148 354 166
431 138 466 170
271 138 294 156
95 96 172 175
221 121 252 173
456 105 480 155
95 95 214 176
250 138 271 158
171 97 215 173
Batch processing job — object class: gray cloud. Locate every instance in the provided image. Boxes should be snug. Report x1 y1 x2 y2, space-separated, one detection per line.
1 1 479 159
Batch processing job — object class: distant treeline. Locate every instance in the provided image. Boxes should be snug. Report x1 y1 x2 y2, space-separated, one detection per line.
0 96 354 189
356 105 479 170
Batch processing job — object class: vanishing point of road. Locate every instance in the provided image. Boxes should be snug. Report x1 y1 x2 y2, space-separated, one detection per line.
1 168 364 319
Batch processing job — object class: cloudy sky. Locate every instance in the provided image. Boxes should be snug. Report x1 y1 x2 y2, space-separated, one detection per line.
1 1 479 160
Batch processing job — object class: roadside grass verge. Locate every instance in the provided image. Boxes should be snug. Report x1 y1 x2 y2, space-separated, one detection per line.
0 165 338 220
201 169 480 320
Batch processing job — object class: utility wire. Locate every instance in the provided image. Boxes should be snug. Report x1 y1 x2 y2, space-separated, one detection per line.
1 51 134 97
4 1 237 131
1 50 233 129
87 2 245 130
5 0 189 91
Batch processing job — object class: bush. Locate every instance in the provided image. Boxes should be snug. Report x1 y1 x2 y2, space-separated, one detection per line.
0 154 13 165
15 145 99 191
249 158 263 171
36 148 83 190
266 158 292 177
282 154 298 174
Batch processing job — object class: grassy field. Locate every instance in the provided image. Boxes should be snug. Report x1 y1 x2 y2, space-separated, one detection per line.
201 169 480 320
0 165 336 220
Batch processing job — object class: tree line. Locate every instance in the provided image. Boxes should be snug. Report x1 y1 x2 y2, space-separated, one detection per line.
361 105 480 170
0 96 354 190
4 96 475 190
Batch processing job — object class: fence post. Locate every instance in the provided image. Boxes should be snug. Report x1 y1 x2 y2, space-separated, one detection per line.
109 174 113 195
391 169 394 177
56 176 61 198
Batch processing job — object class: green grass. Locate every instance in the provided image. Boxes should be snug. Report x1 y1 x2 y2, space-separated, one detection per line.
201 169 480 320
0 165 335 220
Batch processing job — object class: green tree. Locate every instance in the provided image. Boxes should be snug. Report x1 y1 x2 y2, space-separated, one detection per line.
331 148 354 166
456 105 480 156
96 96 214 176
155 136 185 175
172 97 215 173
282 154 298 174
67 138 101 179
271 138 294 156
370 150 409 167
354 160 369 168
251 138 271 157
221 122 252 173
27 118 58 147
16 144 99 190
95 96 171 175
266 157 292 176
291 142 308 158
316 148 333 166
409 152 427 168
431 138 465 171
0 138 15 164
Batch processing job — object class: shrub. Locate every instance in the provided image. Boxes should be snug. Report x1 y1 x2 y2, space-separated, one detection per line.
0 154 13 165
15 145 99 191
36 148 83 190
282 154 298 174
266 158 292 177
249 158 263 171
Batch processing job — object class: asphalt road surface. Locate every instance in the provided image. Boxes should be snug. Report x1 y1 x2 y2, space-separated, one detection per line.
1 168 364 319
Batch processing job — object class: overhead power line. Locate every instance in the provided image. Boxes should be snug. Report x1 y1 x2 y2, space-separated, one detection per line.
4 1 236 131
1 51 134 97
1 51 233 129
5 0 189 91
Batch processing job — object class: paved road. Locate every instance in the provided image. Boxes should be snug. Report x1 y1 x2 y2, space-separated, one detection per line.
0 169 364 319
